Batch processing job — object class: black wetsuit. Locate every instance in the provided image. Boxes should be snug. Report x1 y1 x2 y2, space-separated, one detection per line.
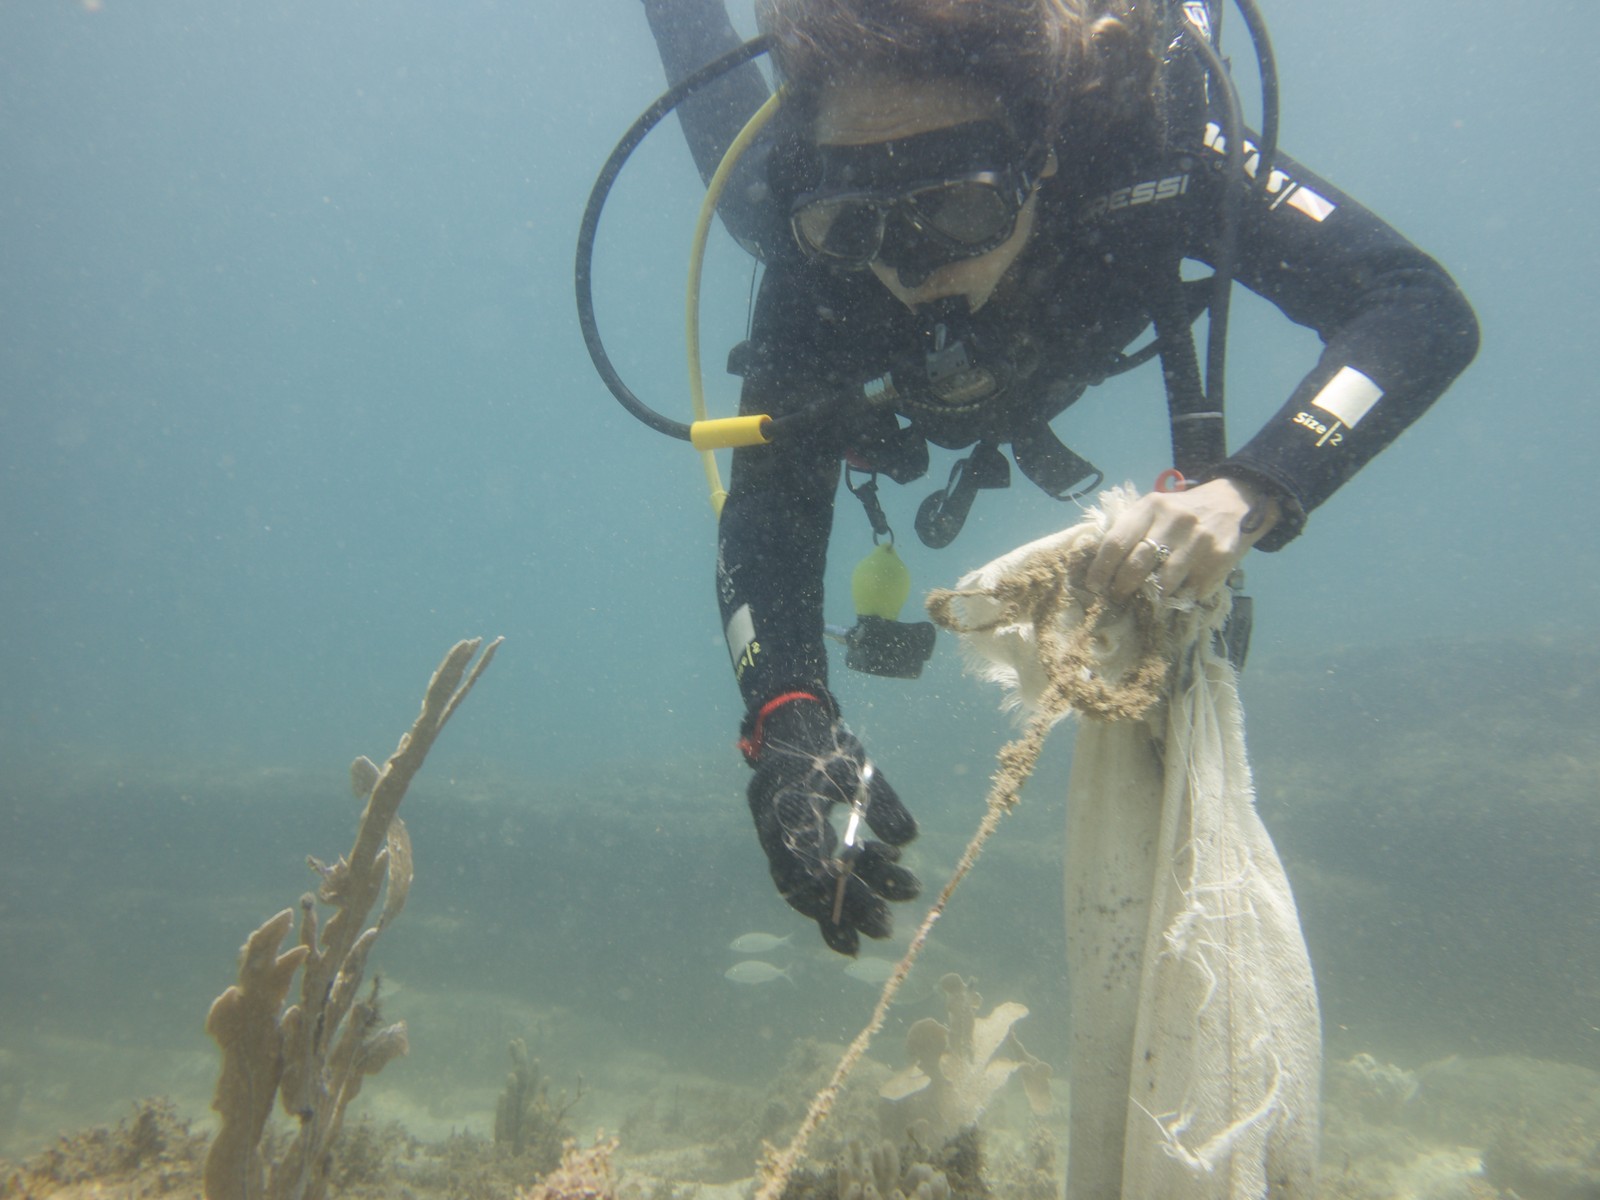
641 0 1480 715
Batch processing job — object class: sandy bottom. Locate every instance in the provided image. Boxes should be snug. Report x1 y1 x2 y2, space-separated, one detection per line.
2 1014 1596 1200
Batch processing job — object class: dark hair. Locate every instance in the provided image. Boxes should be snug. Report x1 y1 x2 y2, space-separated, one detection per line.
756 0 1162 146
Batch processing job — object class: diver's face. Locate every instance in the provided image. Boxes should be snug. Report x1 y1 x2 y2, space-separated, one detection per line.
814 75 1048 311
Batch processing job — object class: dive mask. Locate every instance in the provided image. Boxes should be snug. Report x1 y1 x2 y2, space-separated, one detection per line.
790 120 1043 287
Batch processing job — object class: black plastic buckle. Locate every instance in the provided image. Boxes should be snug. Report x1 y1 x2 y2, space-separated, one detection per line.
914 442 1009 548
844 615 937 679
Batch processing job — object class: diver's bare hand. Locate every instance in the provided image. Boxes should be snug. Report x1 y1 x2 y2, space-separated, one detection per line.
1084 478 1280 602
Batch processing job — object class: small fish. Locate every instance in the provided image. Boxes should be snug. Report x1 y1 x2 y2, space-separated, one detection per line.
728 931 793 954
843 956 897 985
723 960 794 985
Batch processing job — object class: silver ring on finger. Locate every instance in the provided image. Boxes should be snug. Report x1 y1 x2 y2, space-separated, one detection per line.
1140 537 1172 569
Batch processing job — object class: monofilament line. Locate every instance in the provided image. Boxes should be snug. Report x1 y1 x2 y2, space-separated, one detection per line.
753 711 1054 1200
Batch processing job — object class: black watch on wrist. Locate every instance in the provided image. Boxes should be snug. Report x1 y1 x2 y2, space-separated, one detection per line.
1204 462 1306 552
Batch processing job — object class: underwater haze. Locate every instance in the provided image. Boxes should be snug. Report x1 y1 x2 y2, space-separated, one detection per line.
2 0 1597 1194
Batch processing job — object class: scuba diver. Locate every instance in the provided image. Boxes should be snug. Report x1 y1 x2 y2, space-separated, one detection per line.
624 0 1479 955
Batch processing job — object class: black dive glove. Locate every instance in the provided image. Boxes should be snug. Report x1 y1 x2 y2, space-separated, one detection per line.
741 693 920 955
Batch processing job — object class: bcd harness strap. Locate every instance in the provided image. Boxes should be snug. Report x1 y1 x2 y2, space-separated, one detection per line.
1154 264 1228 479
845 260 1220 551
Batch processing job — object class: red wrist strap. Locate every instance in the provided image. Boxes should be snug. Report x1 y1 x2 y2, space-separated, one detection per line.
738 691 822 764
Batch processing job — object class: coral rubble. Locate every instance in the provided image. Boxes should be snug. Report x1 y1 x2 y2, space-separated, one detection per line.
517 1135 620 1200
0 1099 205 1200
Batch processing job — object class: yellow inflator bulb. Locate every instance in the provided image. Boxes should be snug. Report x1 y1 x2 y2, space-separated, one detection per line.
851 542 912 621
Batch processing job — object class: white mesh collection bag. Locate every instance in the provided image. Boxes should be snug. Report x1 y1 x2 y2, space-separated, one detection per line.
936 490 1321 1198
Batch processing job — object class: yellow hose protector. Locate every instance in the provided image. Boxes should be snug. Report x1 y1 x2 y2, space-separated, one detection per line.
690 414 773 450
687 89 784 518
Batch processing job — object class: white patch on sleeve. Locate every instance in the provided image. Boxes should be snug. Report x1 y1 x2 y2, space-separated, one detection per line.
1311 366 1384 428
1286 186 1336 222
724 603 756 668
1204 121 1338 221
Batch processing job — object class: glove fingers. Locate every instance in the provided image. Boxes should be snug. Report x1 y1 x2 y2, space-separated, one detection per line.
839 874 894 941
785 867 895 954
864 770 918 846
855 841 922 902
818 915 861 956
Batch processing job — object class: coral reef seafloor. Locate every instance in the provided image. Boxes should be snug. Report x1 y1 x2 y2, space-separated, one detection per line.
3 636 1597 1199
2 1050 1599 1200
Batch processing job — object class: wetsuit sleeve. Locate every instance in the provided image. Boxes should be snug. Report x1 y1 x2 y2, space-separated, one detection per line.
1184 138 1480 549
714 262 848 713
717 378 841 713
640 0 782 257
